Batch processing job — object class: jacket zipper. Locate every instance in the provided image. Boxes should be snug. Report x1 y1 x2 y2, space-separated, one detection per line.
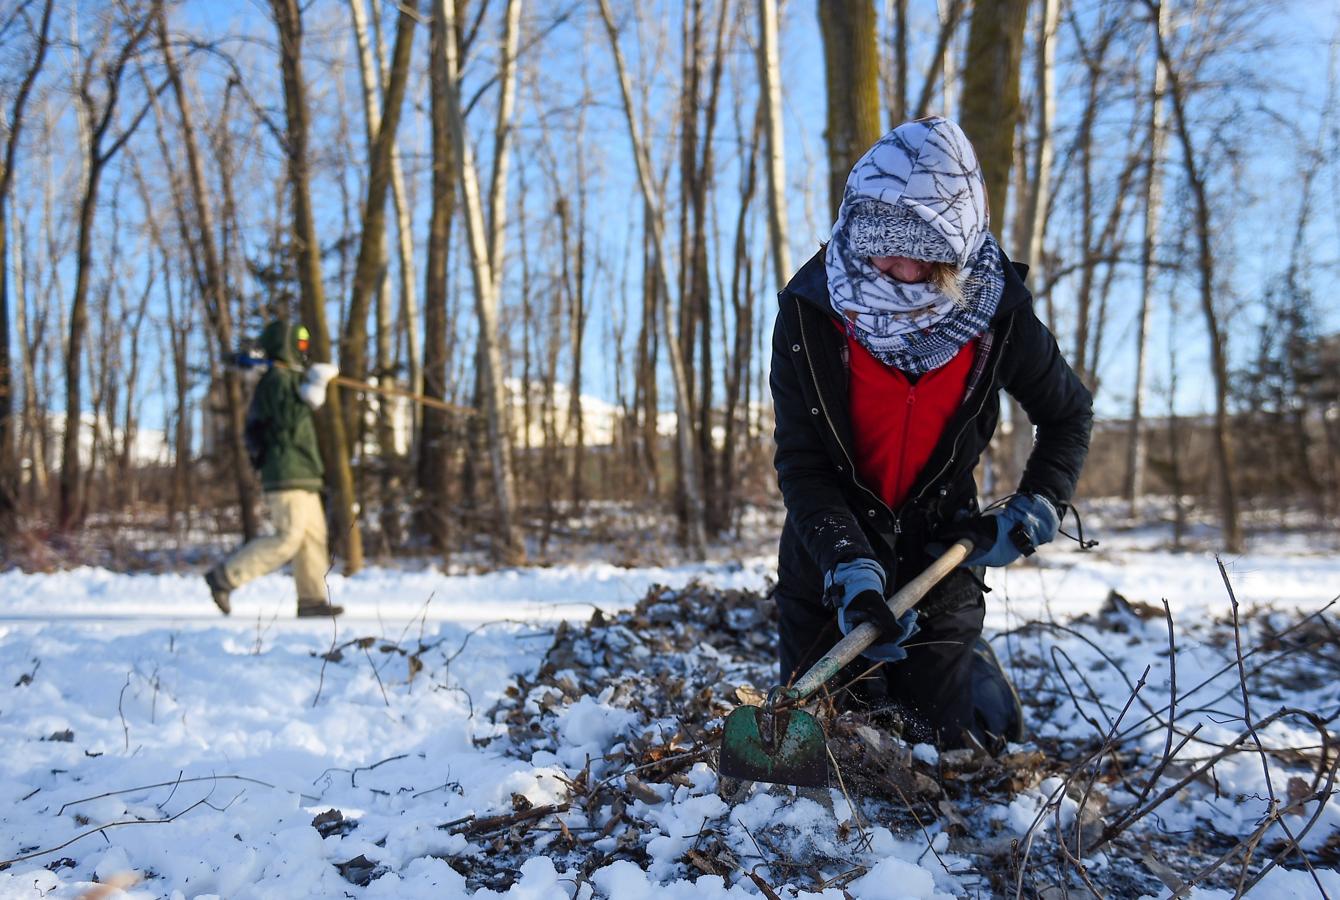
795 295 1015 538
896 317 1015 528
891 385 916 527
795 297 896 524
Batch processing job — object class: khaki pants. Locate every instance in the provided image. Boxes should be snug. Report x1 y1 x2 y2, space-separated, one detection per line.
222 489 329 603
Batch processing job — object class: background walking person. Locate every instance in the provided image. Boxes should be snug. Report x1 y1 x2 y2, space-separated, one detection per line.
205 320 342 618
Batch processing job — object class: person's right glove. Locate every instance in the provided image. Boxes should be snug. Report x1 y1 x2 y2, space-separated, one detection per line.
936 493 1060 568
824 558 919 663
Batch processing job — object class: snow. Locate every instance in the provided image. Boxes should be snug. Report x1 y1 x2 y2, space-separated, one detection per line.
0 527 1336 898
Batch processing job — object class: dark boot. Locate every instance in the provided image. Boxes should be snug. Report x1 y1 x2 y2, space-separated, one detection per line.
297 598 344 618
204 566 232 615
969 636 1026 752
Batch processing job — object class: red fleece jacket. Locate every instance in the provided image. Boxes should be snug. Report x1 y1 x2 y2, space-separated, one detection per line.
844 330 977 510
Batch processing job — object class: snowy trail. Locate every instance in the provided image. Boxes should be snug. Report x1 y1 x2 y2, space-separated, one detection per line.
0 558 776 629
0 540 1337 898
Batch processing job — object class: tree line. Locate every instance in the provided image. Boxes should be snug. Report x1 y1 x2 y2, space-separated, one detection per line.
0 0 1336 569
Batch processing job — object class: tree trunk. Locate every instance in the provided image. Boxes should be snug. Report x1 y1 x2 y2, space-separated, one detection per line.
15 217 48 507
694 0 730 534
886 0 908 126
348 0 417 554
61 10 158 531
368 3 422 438
339 0 418 456
817 0 882 220
957 0 1028 498
1125 0 1169 517
758 0 792 288
487 0 522 296
433 0 525 565
417 5 458 556
958 0 1029 219
59 155 105 529
0 0 53 536
1005 0 1061 484
636 198 660 497
936 0 959 115
271 0 365 572
912 0 965 120
723 104 762 533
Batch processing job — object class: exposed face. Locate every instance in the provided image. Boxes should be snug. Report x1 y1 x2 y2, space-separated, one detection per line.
868 255 934 284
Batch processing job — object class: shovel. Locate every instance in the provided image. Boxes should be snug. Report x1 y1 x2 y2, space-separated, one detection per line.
719 540 973 788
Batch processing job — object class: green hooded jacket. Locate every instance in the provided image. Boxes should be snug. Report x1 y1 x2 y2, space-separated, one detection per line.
244 321 324 492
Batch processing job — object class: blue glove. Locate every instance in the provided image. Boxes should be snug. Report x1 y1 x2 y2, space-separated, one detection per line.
824 559 920 663
939 493 1060 568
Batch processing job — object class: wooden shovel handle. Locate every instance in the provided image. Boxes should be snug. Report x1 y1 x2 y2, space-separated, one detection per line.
787 539 974 702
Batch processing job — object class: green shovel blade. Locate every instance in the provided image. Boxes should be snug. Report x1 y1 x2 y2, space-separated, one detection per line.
719 705 829 788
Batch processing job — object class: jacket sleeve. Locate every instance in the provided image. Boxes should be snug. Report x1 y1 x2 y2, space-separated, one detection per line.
770 308 877 576
1002 307 1093 507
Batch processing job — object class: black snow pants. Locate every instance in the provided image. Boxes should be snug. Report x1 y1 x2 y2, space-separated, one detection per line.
776 567 1019 751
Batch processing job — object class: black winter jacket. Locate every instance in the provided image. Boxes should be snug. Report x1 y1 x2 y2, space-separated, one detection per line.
771 249 1093 598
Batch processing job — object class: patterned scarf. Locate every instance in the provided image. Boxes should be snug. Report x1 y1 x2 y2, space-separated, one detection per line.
825 118 1006 375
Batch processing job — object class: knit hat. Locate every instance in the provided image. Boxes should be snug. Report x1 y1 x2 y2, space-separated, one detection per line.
844 199 957 264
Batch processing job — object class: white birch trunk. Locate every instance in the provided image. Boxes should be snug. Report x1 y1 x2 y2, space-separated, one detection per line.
488 0 522 302
1026 0 1060 281
758 0 792 289
937 0 958 117
433 0 525 564
1125 0 1169 517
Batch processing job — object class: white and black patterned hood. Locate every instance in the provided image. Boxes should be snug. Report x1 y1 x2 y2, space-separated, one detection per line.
836 116 990 268
819 117 1004 375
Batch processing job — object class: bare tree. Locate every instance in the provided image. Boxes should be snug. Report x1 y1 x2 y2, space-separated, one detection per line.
958 0 1029 219
416 1 458 555
59 4 158 531
1124 0 1170 516
270 0 364 571
911 0 966 120
883 0 908 126
1002 0 1064 485
434 0 525 564
757 0 791 289
597 0 707 556
0 0 53 536
339 0 418 458
361 0 422 436
1143 0 1240 552
1016 0 1062 290
156 5 260 539
346 0 420 553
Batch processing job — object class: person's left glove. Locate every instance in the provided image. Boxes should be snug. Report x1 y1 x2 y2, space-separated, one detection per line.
824 558 919 663
300 363 339 410
936 493 1060 568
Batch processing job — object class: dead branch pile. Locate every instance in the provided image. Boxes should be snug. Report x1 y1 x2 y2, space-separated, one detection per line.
457 578 1340 898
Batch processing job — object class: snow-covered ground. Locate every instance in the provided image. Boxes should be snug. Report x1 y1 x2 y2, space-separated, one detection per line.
0 524 1336 898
